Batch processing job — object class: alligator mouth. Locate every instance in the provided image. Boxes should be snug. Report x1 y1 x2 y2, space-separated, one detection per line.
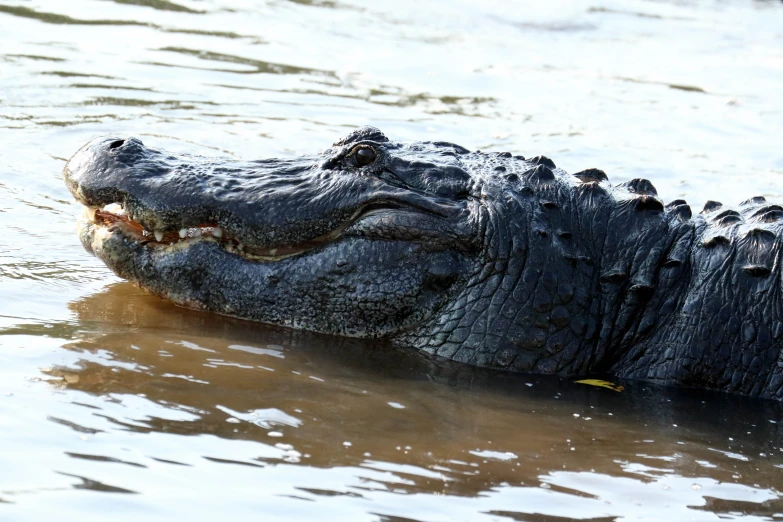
81 202 388 262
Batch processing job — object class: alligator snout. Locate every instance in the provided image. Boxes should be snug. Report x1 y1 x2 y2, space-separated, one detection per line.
64 136 146 192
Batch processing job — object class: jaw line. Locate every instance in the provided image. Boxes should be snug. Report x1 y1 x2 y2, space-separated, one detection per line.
77 202 438 264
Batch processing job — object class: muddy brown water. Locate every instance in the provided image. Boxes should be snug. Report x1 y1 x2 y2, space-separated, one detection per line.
1 1 782 520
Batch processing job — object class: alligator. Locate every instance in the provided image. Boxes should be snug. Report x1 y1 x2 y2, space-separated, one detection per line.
63 126 783 401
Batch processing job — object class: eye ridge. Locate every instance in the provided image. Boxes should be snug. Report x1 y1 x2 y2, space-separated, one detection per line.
352 145 377 167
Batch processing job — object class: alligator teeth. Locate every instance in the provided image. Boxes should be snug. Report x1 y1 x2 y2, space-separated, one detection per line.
83 206 98 221
102 203 124 215
154 230 164 242
211 227 223 238
269 248 278 256
179 228 187 239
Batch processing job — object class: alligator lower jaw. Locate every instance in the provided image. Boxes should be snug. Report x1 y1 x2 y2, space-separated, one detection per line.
79 203 346 262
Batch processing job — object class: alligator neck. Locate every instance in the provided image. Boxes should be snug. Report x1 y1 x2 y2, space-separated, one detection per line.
401 178 690 376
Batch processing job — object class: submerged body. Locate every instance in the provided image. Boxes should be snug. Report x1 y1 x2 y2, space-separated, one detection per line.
63 127 783 400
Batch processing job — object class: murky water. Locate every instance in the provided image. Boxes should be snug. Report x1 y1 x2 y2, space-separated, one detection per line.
1 0 782 520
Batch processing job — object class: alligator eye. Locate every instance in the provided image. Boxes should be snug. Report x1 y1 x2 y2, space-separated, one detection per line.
355 146 376 166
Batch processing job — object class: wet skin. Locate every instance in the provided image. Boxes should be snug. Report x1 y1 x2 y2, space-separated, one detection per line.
63 126 783 400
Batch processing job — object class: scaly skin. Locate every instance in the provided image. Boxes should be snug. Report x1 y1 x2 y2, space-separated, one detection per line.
63 127 783 400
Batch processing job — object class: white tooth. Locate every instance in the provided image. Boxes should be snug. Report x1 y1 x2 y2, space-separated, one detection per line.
211 227 223 238
179 228 187 239
237 243 244 251
269 248 278 256
83 207 97 221
154 230 164 242
103 203 123 214
194 229 202 237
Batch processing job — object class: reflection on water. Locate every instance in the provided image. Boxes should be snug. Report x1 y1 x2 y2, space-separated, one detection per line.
1 284 781 520
1 0 783 519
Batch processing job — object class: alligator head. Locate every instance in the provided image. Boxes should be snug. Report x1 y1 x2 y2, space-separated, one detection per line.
63 127 480 338
64 126 783 400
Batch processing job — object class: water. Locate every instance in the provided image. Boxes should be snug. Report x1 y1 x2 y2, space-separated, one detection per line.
1 0 783 520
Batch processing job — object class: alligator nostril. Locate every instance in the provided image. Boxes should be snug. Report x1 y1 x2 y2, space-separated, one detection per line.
108 139 125 150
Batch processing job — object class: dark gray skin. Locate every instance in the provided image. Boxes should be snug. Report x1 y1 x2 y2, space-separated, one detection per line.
63 126 783 400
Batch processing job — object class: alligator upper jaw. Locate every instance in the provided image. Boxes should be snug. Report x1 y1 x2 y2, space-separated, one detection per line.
64 136 471 258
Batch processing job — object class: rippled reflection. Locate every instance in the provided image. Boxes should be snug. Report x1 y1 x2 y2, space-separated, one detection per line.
0 284 779 519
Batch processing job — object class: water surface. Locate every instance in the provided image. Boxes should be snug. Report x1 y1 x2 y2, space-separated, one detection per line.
1 0 783 520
